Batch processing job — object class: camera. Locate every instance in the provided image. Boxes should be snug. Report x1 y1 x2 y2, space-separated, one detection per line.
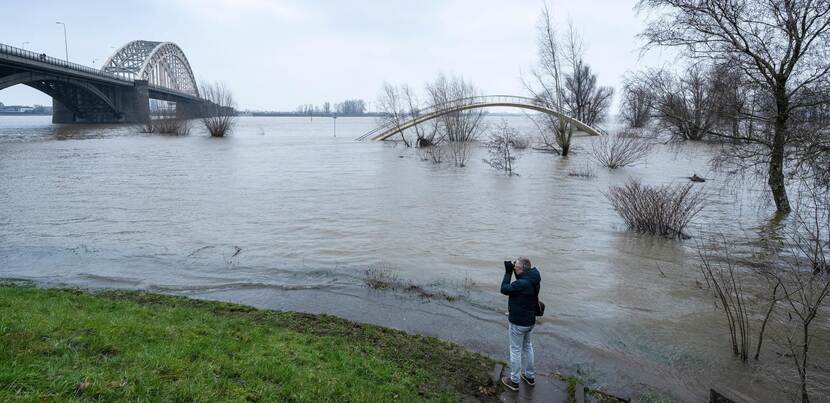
504 260 515 271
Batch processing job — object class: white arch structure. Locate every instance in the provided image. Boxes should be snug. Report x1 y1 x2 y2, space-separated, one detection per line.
357 95 604 141
102 40 199 97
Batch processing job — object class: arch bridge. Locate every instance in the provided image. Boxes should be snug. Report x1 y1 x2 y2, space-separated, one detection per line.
357 95 603 141
0 41 205 123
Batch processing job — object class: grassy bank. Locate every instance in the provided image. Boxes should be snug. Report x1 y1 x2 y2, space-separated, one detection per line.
0 283 499 402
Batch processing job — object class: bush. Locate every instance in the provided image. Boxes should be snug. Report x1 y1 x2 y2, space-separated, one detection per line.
200 81 237 137
141 108 191 135
606 179 705 238
482 120 522 175
590 134 652 169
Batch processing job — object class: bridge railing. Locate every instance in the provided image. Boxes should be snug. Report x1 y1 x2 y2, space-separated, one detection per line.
0 42 131 83
356 95 563 141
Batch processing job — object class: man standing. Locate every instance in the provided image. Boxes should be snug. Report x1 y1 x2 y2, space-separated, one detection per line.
500 257 541 391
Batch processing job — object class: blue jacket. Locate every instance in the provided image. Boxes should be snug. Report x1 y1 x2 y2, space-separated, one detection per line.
500 263 541 326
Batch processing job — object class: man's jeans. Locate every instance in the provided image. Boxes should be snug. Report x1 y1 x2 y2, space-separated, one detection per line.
508 322 535 383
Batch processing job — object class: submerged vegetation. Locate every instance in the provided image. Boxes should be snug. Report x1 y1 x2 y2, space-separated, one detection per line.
200 81 237 137
0 283 500 402
364 263 475 302
141 107 191 136
695 193 830 402
605 180 705 239
482 120 522 176
589 133 652 169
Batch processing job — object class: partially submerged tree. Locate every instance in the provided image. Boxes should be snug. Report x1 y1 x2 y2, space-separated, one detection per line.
376 83 439 148
200 81 236 137
426 73 485 143
562 23 614 127
426 74 485 167
526 4 573 156
376 82 411 147
589 134 652 169
636 65 720 141
638 0 830 213
142 102 191 135
772 193 830 402
527 7 613 155
483 120 522 176
620 76 654 129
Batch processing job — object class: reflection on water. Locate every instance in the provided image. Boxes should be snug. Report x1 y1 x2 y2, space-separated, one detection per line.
0 115 826 401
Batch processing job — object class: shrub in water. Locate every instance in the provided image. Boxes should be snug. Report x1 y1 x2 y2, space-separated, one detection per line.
606 179 705 238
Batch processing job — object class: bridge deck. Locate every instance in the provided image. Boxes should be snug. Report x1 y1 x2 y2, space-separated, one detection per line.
0 42 200 102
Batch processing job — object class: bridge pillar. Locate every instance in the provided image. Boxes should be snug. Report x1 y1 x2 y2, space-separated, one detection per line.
117 79 150 124
51 99 76 124
50 79 150 124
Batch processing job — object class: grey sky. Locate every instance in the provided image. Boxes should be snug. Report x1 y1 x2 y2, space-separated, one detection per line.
1 0 666 110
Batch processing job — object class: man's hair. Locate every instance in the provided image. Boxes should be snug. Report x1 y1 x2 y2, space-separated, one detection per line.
517 257 531 270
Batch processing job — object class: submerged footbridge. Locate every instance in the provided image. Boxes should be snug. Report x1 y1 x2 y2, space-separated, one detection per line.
357 95 603 141
0 40 206 123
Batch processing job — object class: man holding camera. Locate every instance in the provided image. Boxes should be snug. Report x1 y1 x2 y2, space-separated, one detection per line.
500 257 542 391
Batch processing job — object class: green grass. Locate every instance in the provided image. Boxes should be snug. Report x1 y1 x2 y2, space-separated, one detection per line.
0 283 500 402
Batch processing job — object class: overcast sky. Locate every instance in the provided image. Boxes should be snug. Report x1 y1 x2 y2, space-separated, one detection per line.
1 0 670 110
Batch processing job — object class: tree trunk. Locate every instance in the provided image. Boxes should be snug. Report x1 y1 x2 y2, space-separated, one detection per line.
801 323 809 403
769 89 791 214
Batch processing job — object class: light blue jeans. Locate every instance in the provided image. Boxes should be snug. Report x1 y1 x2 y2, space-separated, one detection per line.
508 322 535 383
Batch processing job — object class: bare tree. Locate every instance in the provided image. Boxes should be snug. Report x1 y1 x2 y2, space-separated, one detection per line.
589 134 652 169
376 83 440 148
426 74 485 167
525 4 574 156
376 82 411 147
638 0 830 213
402 84 440 147
482 120 522 176
426 73 485 143
562 23 614 127
790 98 830 190
200 81 236 137
620 76 654 129
526 11 613 156
771 194 830 402
635 66 720 141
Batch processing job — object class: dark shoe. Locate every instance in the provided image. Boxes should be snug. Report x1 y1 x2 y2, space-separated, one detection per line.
521 373 536 386
501 376 519 391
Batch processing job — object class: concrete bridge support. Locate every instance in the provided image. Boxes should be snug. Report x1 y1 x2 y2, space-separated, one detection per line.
175 100 204 120
51 80 151 124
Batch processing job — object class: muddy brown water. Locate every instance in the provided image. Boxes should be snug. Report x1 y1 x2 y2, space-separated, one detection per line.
1 115 827 402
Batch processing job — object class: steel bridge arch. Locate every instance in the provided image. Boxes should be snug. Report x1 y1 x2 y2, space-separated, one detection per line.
102 40 199 97
357 95 604 141
0 71 118 113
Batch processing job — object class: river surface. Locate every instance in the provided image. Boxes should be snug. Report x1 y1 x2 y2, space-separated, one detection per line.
1 115 827 402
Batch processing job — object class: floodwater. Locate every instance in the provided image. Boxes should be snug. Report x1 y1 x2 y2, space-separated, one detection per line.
0 115 827 402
